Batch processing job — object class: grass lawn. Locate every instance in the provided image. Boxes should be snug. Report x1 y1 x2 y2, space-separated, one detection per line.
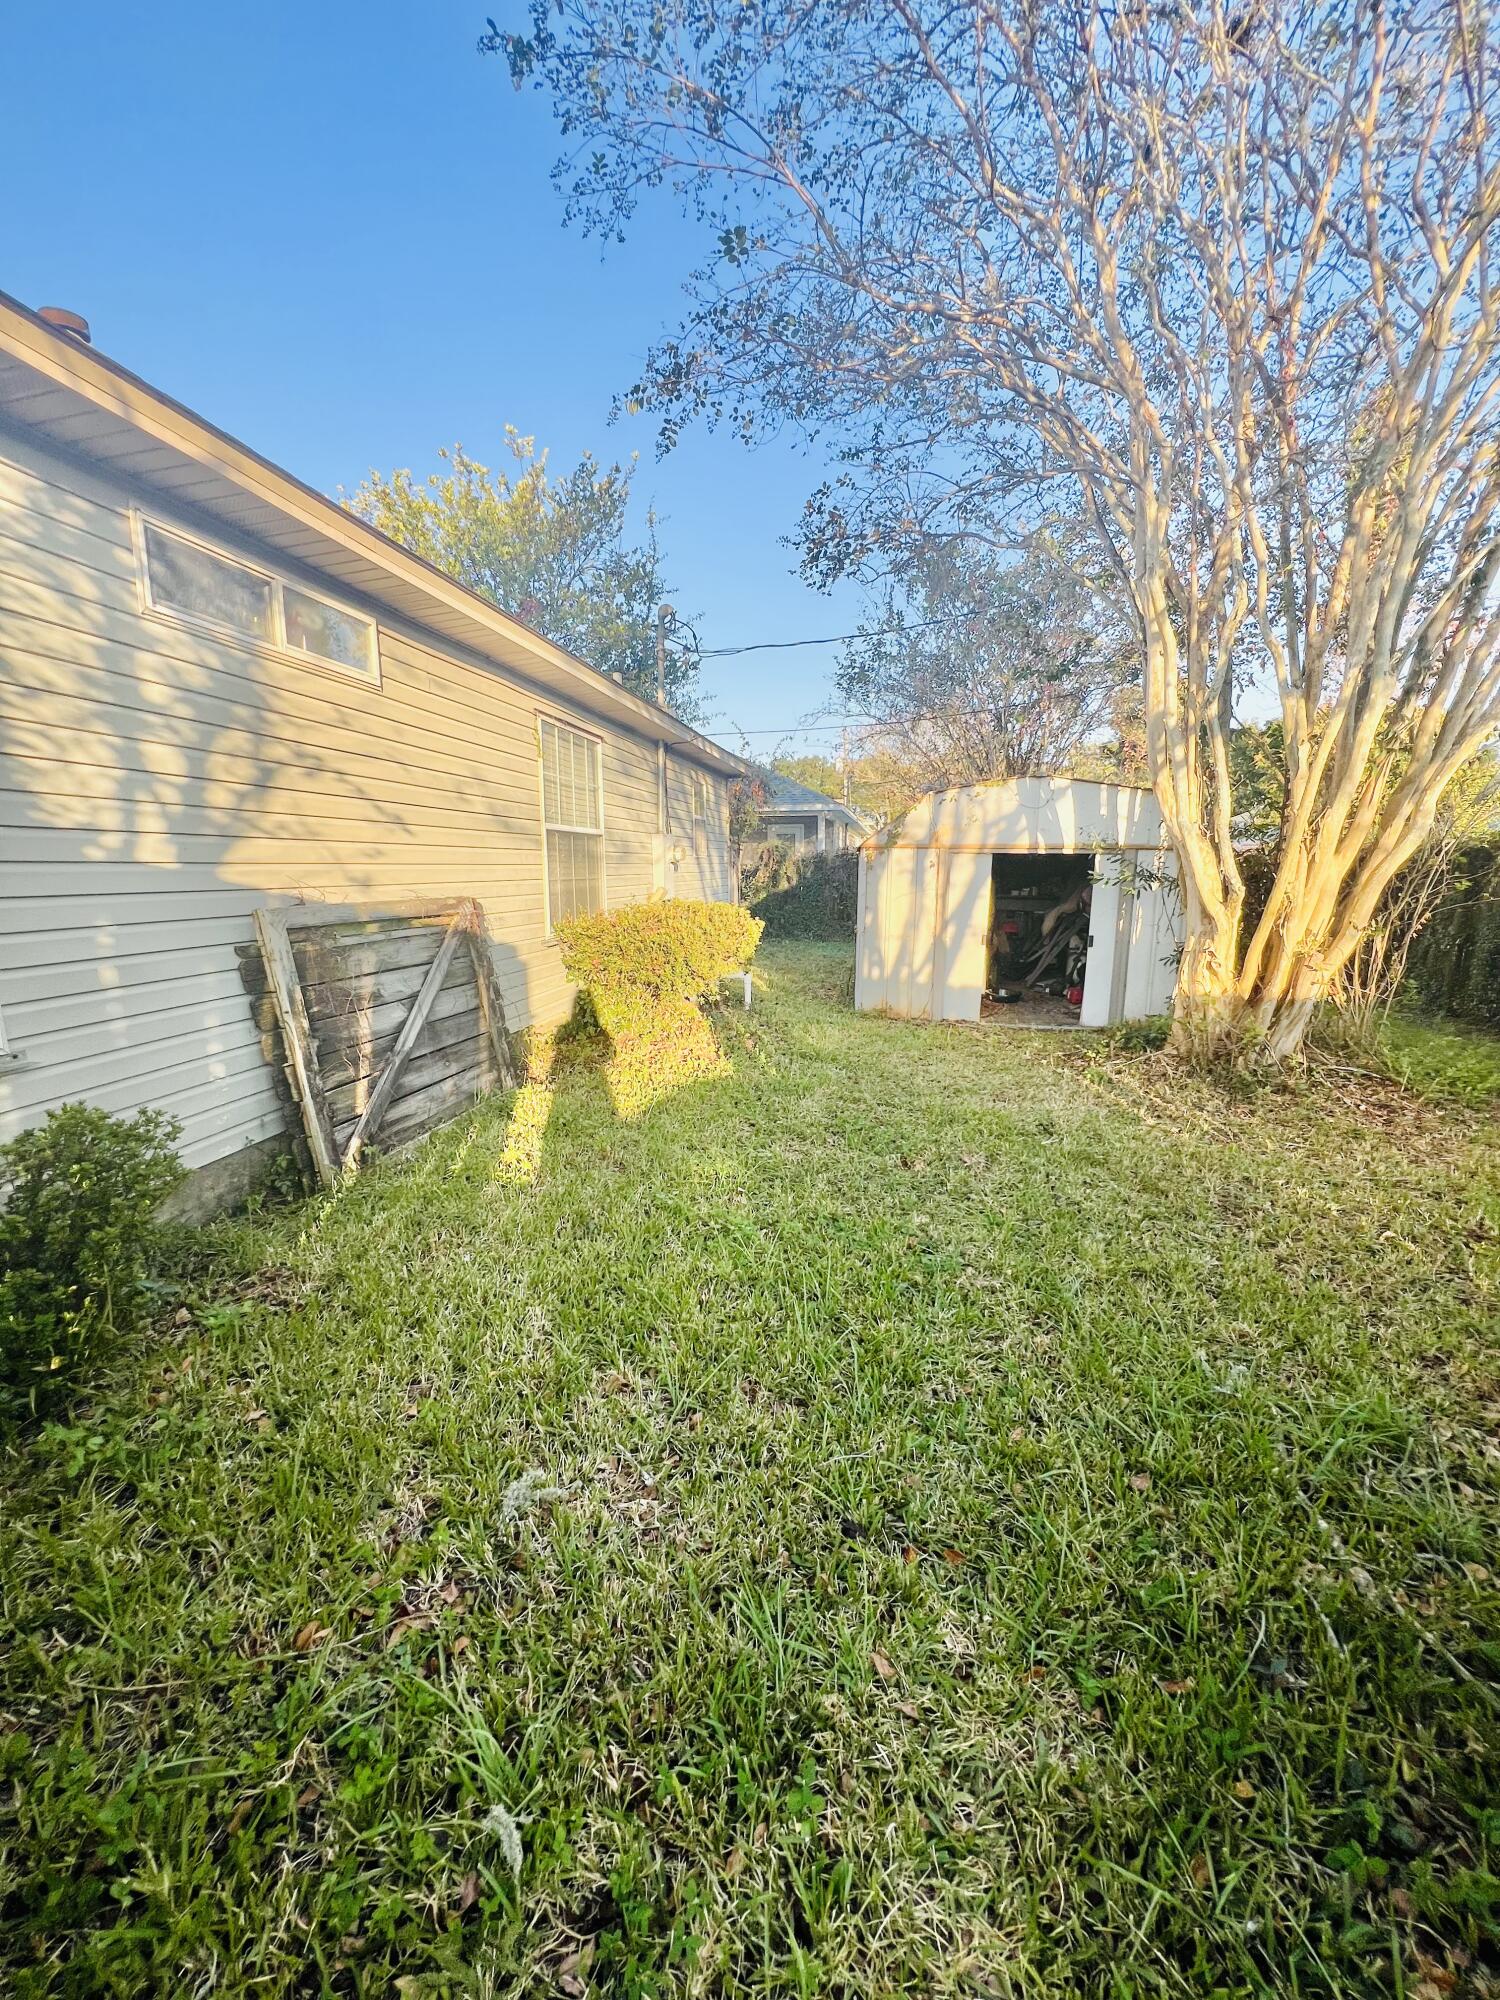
1381 1013 1500 1111
2 941 1498 1999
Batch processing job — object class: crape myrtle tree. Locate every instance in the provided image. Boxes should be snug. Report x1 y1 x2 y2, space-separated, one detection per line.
835 539 1134 793
487 0 1500 1062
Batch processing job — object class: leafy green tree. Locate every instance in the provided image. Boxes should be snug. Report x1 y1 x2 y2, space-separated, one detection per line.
770 753 843 798
349 431 698 713
769 750 909 818
1227 724 1287 843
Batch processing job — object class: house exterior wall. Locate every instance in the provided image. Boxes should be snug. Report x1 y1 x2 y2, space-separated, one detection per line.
755 810 864 854
664 748 735 902
762 812 820 850
0 425 735 1175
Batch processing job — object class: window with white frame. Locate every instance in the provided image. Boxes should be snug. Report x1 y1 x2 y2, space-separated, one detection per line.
137 516 380 684
540 716 605 929
690 769 712 853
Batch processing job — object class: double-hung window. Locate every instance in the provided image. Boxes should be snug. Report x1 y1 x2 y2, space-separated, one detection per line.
137 516 380 684
690 770 712 854
540 717 605 930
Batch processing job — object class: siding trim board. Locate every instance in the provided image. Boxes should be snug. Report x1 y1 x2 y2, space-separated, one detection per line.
0 332 745 1196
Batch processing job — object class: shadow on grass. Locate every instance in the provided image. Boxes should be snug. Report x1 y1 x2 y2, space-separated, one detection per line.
488 996 738 1187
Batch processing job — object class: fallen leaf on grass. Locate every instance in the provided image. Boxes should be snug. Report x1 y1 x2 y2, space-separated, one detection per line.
1157 1676 1196 1695
942 1548 965 1566
456 1870 481 1914
1411 1966 1458 2000
902 1545 919 1565
1233 1778 1256 1801
1129 1472 1152 1493
293 1621 331 1652
226 1796 255 1837
556 1946 594 1999
871 1649 897 1681
385 1613 436 1650
1188 1854 1212 1889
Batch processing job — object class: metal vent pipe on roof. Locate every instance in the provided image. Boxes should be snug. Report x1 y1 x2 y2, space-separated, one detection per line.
37 306 91 345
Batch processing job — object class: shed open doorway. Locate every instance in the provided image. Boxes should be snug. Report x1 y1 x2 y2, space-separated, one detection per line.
984 852 1094 1026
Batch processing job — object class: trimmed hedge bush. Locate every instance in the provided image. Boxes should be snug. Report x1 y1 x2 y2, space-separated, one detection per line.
555 899 763 1119
1 1103 183 1419
557 898 763 997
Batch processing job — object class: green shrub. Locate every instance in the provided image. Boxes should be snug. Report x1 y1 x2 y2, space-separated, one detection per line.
555 900 763 1119
1405 841 1500 1028
0 1103 183 1418
1109 1015 1172 1054
746 848 859 939
556 898 763 998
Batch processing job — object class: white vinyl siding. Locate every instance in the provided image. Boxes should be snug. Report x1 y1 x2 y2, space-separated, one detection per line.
665 753 734 902
0 428 735 1176
539 716 605 930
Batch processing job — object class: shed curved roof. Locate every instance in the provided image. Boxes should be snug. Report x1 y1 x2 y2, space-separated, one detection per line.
863 776 1162 854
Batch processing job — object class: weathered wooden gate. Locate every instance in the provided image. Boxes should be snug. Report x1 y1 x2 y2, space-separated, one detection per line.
243 898 516 1186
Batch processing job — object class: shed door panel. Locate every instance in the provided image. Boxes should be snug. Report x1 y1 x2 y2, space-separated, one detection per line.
936 851 991 1022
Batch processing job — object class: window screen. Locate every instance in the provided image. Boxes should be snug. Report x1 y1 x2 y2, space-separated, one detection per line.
540 718 605 928
690 771 712 852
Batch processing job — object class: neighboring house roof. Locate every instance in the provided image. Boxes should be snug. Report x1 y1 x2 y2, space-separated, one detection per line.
0 290 749 778
759 772 874 830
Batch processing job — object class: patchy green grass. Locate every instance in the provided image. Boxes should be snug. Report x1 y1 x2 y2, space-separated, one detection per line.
1382 1011 1500 1109
2 941 1498 1999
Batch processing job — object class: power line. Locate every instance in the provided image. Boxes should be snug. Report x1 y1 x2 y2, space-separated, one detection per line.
696 614 957 658
716 715 883 735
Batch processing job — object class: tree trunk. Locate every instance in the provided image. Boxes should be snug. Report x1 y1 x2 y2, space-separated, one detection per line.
1167 907 1249 1063
1171 956 1328 1067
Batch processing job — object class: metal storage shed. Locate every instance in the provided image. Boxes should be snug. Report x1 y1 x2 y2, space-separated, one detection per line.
855 777 1181 1028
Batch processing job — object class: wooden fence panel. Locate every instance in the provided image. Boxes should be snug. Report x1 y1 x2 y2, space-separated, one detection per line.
241 899 516 1186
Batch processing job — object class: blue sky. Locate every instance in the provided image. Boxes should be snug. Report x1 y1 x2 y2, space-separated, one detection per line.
2 1 868 758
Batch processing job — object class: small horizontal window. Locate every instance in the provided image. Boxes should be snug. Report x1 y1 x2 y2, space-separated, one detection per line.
143 520 275 641
283 583 377 676
138 517 380 684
